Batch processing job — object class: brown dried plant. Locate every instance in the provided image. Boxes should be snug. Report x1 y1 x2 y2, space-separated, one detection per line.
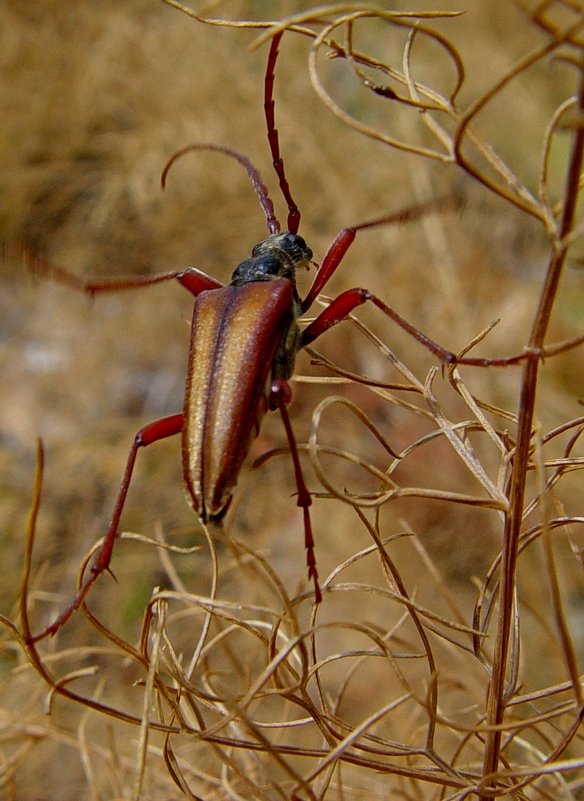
2 1 584 800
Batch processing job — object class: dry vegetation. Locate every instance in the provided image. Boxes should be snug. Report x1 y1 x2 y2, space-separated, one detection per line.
1 1 584 799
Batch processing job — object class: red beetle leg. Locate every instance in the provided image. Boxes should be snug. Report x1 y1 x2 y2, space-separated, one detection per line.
28 413 184 642
302 288 544 367
21 245 223 299
176 267 223 295
301 287 458 363
270 379 321 604
301 199 455 314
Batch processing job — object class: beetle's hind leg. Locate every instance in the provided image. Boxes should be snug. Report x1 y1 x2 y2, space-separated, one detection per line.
269 379 321 604
28 413 184 642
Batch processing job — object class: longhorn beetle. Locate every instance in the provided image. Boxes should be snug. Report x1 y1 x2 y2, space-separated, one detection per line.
24 32 534 642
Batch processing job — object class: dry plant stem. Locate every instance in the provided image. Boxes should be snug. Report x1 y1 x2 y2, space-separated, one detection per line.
480 67 584 796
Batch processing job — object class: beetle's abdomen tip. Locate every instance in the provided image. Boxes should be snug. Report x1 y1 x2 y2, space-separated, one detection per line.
209 506 229 523
197 497 232 525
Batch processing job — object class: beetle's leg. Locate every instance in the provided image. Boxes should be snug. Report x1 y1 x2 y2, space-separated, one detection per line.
301 288 543 367
28 413 184 643
301 287 452 360
176 268 223 296
270 379 321 604
21 246 223 298
301 199 458 314
300 202 546 367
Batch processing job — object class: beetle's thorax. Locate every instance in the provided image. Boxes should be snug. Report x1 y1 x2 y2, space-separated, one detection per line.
229 231 313 287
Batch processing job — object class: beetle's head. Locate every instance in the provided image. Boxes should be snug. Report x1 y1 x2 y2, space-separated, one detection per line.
230 232 313 286
253 232 313 270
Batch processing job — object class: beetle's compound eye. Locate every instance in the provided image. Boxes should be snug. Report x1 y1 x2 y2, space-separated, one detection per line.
252 233 313 268
282 233 313 267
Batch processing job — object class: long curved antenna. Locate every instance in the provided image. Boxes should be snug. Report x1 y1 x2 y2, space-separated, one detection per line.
161 143 281 236
264 32 301 234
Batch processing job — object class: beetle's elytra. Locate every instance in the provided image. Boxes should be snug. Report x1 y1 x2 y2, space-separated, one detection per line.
184 231 312 521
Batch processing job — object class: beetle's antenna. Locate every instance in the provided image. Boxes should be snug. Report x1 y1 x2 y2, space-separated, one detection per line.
161 143 281 235
265 32 301 235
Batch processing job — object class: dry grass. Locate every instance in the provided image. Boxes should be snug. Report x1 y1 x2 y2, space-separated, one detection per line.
2 1 584 799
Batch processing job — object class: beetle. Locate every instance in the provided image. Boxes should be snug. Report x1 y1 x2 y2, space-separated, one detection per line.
24 32 516 643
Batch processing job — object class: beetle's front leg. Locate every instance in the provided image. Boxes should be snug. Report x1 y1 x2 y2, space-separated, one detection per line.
270 380 321 603
300 198 459 314
28 413 184 643
298 201 546 367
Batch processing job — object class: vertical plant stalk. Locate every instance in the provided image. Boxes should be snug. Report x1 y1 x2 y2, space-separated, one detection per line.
480 66 584 796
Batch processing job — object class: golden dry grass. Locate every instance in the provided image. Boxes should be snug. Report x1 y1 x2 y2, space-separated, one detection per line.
2 1 584 799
